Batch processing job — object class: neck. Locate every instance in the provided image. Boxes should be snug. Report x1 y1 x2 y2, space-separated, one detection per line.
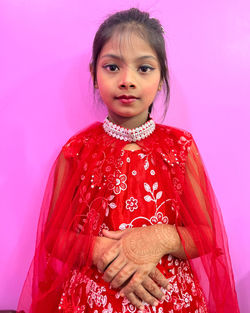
107 111 149 129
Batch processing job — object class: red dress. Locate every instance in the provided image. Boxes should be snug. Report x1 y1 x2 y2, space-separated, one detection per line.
17 121 240 313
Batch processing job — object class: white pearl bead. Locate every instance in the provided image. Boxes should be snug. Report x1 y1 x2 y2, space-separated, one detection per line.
103 117 155 142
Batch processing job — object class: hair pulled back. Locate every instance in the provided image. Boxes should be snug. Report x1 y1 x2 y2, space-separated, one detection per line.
90 7 170 117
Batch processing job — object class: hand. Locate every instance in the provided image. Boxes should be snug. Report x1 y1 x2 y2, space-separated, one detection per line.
92 232 169 309
97 226 171 309
119 266 169 310
92 235 118 267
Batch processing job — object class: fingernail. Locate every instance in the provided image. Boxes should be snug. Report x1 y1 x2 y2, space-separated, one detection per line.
153 301 158 306
139 306 144 311
167 285 171 291
120 292 124 297
161 295 165 301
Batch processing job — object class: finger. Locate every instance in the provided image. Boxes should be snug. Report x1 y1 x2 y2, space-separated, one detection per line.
149 267 169 289
96 244 120 273
120 270 147 295
102 255 127 283
102 229 124 239
133 284 159 307
110 263 136 289
141 276 165 301
124 292 145 311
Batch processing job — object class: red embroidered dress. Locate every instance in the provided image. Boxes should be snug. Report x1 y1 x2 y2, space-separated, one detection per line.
17 120 240 313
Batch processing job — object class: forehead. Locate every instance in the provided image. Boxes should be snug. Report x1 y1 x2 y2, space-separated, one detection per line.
99 30 158 60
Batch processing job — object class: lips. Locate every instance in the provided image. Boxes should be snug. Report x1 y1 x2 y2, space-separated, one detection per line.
116 95 138 99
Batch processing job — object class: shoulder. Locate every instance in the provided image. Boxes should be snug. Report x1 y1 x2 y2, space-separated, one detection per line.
155 123 194 151
61 122 103 158
153 123 196 177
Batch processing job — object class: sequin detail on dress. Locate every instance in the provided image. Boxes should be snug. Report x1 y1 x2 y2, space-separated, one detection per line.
58 144 208 313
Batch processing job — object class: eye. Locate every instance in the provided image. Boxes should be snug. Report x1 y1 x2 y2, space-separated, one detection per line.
139 65 155 73
103 64 155 73
103 64 119 72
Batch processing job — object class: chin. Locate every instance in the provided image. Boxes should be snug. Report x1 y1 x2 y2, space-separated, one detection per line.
115 112 140 118
109 109 136 117
108 106 149 119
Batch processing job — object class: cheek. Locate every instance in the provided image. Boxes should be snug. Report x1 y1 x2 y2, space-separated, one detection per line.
144 82 159 96
143 74 161 92
97 77 109 95
97 73 112 91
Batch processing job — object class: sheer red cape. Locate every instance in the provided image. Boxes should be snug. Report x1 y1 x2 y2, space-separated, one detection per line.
17 122 240 313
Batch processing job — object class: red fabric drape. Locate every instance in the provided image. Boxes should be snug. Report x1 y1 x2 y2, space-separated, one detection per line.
17 122 240 313
175 138 239 312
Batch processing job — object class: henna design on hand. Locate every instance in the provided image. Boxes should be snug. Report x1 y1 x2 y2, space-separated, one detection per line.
154 224 182 255
121 227 165 264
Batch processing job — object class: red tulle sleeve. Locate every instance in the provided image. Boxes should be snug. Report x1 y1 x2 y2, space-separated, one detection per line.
175 136 240 313
17 145 97 313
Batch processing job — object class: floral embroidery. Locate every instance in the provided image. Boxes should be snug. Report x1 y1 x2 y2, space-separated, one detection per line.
59 125 208 313
98 223 109 236
59 262 207 312
144 182 162 203
138 153 146 159
138 153 150 170
86 279 107 309
102 303 113 313
121 297 137 313
91 173 103 188
117 159 124 168
172 177 183 195
150 211 169 224
178 136 192 152
119 182 172 230
62 137 84 158
107 170 127 195
125 197 138 212
72 206 101 233
161 149 179 167
105 165 112 172
104 195 117 217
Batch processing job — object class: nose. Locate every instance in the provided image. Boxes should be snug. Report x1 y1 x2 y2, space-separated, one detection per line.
118 68 136 89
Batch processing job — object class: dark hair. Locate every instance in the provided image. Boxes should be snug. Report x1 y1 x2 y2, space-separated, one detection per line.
90 7 170 118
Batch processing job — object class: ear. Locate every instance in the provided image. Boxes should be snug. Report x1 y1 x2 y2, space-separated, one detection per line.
158 80 163 91
89 63 98 89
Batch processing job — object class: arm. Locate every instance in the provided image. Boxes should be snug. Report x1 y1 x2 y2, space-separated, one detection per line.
176 138 216 259
151 224 198 259
156 223 214 260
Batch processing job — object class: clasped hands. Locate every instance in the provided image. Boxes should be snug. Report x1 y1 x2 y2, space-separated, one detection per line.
92 224 174 310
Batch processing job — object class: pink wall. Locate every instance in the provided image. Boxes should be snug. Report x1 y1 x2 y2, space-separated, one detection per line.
0 0 249 311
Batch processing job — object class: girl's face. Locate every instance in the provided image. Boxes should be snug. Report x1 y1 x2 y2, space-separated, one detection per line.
94 31 162 126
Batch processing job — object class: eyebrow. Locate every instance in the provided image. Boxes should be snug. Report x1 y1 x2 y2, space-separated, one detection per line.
101 54 157 62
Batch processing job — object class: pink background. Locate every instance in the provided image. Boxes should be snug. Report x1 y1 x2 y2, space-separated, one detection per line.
0 0 249 311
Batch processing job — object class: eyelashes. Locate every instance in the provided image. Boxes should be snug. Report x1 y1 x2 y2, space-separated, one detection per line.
103 64 155 73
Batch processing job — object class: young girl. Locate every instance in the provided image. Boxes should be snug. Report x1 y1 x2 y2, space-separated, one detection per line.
18 8 240 313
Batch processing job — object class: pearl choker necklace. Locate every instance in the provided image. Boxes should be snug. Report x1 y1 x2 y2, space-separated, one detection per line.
103 117 156 142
